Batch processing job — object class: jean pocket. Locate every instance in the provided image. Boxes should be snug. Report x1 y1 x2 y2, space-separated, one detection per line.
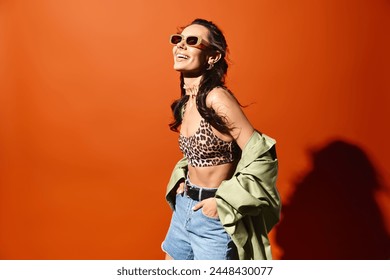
200 208 220 221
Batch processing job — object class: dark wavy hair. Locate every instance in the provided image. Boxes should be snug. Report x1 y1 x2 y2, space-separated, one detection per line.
169 18 234 134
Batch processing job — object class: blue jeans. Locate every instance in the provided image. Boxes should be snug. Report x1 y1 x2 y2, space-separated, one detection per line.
162 183 238 260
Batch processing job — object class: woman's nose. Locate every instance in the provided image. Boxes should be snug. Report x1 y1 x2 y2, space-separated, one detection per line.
177 39 186 49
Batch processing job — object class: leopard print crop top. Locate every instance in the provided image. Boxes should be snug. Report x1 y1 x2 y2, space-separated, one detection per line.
179 118 240 167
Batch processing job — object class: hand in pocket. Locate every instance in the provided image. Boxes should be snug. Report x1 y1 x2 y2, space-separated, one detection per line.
193 197 219 219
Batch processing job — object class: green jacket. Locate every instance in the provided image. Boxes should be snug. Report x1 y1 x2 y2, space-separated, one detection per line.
165 131 281 260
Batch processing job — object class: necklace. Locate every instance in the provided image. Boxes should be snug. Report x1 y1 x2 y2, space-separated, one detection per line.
183 84 199 98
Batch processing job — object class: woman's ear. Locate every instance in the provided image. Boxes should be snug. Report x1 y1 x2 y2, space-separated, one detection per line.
207 51 222 65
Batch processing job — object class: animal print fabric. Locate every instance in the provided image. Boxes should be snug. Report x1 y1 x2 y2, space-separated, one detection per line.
179 119 239 167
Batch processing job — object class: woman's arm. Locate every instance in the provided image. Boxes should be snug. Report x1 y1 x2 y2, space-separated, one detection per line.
193 87 255 216
206 87 255 149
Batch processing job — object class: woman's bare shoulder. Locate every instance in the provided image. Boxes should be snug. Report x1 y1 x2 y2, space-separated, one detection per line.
206 87 254 148
206 86 238 108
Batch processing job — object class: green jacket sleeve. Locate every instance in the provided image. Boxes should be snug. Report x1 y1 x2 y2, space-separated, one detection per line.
165 156 188 210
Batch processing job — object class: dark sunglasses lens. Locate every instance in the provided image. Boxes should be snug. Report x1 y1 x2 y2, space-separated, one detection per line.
186 36 199 46
171 35 182 44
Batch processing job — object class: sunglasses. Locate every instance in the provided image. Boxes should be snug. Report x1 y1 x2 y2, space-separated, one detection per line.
169 34 210 48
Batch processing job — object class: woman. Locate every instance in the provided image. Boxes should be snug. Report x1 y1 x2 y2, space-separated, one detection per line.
162 19 281 260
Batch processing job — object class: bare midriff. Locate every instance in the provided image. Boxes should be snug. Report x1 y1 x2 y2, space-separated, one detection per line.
187 161 237 189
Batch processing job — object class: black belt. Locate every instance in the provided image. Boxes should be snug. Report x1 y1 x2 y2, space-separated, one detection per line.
185 183 217 201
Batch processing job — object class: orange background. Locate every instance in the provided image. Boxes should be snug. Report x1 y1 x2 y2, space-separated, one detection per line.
1 0 389 259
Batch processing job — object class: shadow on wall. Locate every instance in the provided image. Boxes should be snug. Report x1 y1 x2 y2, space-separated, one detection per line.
276 140 390 259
